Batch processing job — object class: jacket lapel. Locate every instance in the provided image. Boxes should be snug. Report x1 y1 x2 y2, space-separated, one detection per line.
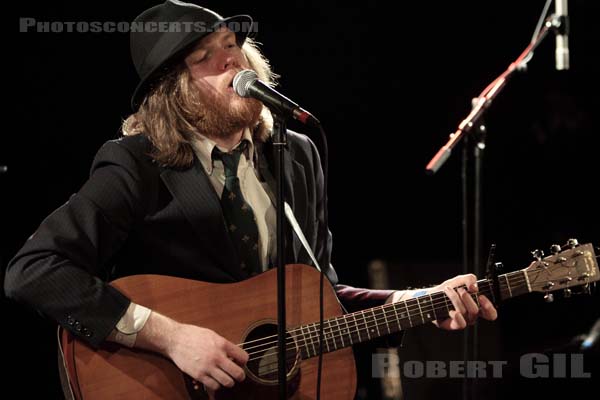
160 159 245 281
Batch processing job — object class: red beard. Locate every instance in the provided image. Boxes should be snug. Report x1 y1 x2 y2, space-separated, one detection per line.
190 83 263 139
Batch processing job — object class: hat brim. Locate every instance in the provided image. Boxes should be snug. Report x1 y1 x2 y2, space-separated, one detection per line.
131 15 253 110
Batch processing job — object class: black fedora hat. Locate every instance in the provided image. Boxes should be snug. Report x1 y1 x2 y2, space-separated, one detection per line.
130 0 253 110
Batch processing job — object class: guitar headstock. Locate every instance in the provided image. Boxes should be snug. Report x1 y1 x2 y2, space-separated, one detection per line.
524 240 598 299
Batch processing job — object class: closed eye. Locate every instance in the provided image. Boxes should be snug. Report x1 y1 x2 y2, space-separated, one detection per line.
193 51 208 63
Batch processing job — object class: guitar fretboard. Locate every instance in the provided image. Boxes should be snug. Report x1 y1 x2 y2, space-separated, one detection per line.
293 270 531 359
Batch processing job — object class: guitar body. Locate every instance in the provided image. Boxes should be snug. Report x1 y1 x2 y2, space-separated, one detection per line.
57 242 600 399
60 264 357 399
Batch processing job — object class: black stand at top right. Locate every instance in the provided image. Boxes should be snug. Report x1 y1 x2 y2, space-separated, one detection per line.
424 6 570 400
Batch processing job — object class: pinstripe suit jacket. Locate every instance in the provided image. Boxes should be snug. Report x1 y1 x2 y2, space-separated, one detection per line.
4 131 394 347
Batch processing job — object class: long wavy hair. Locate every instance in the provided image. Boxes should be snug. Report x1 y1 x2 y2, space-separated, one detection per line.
122 38 277 168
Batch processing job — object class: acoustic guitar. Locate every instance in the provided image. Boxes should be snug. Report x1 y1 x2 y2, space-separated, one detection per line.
60 241 598 399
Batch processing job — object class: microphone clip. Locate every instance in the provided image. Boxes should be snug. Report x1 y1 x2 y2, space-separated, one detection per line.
546 13 569 36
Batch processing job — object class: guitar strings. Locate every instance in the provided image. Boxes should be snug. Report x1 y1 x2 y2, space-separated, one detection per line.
240 283 474 352
242 277 578 376
242 280 581 381
243 285 480 357
243 274 533 356
242 279 545 375
239 270 560 349
242 277 537 359
241 273 514 352
240 266 573 352
239 262 592 376
241 272 577 362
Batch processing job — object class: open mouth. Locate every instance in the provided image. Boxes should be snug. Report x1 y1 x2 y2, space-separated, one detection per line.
226 70 242 94
226 77 235 93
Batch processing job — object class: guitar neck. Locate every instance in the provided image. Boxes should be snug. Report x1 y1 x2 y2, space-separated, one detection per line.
295 270 529 359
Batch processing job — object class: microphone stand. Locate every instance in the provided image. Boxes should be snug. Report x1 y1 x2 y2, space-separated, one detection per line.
460 111 487 400
425 11 565 174
272 113 288 400
424 12 566 400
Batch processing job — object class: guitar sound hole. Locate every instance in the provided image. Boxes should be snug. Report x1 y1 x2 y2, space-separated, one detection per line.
242 322 299 384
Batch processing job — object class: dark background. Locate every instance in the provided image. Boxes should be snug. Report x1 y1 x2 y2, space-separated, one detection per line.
2 0 598 399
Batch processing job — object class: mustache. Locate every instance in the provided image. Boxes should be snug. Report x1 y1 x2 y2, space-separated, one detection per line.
188 84 262 139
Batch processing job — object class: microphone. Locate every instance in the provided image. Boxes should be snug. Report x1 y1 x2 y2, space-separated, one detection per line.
554 0 570 70
233 69 320 127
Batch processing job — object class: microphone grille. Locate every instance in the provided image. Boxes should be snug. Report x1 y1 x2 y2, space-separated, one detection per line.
233 69 258 97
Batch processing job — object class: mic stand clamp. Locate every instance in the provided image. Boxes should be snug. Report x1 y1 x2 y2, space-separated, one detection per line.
546 13 569 37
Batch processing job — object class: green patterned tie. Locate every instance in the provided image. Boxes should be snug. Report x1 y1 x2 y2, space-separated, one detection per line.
212 141 261 276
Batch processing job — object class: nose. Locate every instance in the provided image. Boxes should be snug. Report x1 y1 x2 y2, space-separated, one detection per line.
220 53 239 72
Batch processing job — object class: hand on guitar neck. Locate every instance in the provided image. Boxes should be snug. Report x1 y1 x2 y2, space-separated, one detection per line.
386 273 498 330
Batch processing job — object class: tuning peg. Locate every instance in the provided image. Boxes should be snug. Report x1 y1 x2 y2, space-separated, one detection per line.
550 244 562 255
564 288 572 298
544 293 554 303
566 238 579 248
532 249 544 261
582 283 592 295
